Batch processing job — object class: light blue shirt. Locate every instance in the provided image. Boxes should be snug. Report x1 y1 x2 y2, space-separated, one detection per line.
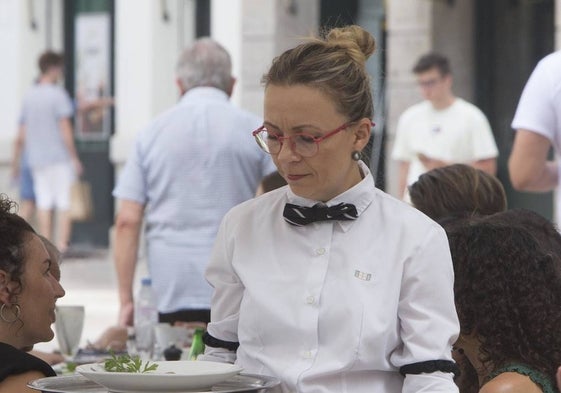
20 83 74 169
113 87 276 312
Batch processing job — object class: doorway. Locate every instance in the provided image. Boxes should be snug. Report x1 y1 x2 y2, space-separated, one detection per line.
475 0 554 218
64 0 115 248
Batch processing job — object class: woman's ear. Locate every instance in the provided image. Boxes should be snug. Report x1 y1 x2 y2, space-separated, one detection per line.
352 118 373 151
0 270 16 304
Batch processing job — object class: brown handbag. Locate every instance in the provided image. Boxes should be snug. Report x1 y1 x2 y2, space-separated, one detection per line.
70 180 94 221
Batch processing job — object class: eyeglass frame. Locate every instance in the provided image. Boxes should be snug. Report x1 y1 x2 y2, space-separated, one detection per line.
252 120 374 157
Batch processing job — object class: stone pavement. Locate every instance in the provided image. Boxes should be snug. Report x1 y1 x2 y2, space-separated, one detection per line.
34 248 148 354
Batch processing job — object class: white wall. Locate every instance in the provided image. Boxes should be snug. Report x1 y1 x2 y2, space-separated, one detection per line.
211 0 243 107
557 0 561 50
0 0 64 197
211 0 318 117
0 0 22 167
110 0 195 170
385 0 432 197
432 0 475 102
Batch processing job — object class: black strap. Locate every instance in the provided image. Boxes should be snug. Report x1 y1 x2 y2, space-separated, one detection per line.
202 332 239 351
399 360 460 378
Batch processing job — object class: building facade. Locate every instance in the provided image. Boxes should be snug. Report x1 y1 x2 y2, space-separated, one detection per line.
0 0 558 246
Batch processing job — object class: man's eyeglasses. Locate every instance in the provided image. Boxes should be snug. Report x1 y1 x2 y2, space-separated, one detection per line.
252 122 355 158
417 77 442 88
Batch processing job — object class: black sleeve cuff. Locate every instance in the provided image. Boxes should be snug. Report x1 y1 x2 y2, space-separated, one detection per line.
202 331 239 351
399 360 460 378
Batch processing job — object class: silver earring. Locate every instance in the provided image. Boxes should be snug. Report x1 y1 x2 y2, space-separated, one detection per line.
0 303 21 323
351 151 361 161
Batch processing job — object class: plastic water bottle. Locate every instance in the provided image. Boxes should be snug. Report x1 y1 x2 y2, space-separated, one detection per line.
134 278 158 360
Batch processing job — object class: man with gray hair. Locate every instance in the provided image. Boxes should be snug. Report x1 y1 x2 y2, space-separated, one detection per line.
113 38 275 326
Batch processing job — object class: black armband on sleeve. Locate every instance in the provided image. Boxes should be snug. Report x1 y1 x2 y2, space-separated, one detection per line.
202 331 240 351
399 360 460 378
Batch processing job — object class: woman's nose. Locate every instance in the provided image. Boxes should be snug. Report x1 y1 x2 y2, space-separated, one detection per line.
53 278 66 298
277 137 299 161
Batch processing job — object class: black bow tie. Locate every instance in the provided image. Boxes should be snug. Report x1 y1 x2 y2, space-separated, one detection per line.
283 202 358 226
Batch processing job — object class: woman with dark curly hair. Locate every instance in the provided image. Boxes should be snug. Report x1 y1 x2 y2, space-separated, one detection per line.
446 214 561 393
0 194 65 391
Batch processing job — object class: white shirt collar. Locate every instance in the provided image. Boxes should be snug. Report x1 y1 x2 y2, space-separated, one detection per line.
180 86 229 104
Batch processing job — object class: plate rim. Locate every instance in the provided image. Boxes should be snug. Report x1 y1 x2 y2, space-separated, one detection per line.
27 372 281 393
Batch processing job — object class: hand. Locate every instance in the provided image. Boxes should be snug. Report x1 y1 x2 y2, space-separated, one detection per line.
90 325 128 351
12 164 20 181
73 158 84 177
173 321 208 329
418 153 448 171
119 301 134 327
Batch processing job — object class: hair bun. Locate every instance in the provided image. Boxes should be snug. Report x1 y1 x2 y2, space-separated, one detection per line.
325 25 376 64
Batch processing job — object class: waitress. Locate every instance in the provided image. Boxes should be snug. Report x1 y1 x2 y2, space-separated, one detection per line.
202 25 459 393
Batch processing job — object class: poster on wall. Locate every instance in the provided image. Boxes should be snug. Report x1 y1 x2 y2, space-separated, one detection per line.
75 13 113 140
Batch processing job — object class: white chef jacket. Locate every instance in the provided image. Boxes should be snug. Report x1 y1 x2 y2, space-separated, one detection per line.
203 162 459 393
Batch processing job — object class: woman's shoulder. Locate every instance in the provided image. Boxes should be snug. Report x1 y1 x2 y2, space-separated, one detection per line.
374 188 444 230
223 186 287 224
480 371 545 393
0 343 55 382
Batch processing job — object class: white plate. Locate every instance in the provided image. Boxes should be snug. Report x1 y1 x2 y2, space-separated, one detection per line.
28 373 281 393
76 361 243 392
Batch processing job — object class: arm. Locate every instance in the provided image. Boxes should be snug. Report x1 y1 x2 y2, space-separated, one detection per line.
114 199 145 327
508 129 557 192
59 117 83 176
0 371 46 393
392 225 459 393
10 125 25 180
199 218 242 364
397 161 411 200
508 130 558 192
556 367 561 391
471 157 497 176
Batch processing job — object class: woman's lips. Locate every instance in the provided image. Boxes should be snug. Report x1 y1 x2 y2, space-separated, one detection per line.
287 174 306 181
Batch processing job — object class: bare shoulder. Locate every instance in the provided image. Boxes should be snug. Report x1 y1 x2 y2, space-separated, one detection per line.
0 370 46 393
480 372 543 393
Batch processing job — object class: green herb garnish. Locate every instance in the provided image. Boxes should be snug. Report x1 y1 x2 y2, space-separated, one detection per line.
103 352 158 373
61 362 77 374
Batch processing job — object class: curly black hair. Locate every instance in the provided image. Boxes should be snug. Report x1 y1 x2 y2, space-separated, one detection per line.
0 194 36 301
492 208 561 261
445 215 561 390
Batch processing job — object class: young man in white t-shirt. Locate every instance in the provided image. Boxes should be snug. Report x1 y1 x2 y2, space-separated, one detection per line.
392 53 499 199
509 51 561 224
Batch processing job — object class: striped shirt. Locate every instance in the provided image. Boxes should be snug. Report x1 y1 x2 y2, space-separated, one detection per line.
113 87 275 312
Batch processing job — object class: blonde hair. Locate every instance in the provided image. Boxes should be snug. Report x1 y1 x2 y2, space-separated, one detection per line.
262 25 376 121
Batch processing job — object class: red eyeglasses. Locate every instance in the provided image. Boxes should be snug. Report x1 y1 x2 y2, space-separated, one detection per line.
252 122 354 158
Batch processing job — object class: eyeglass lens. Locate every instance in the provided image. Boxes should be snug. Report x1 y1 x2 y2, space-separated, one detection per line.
259 129 318 157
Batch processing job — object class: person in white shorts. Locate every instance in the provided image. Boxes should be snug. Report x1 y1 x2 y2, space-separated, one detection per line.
16 51 83 252
391 52 499 200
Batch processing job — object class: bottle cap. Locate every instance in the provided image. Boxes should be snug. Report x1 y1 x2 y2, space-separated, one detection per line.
141 277 152 286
